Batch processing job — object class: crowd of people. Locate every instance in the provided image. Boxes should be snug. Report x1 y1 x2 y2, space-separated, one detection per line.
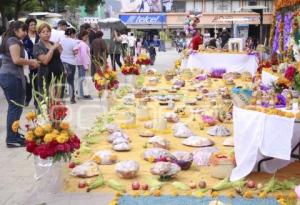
0 18 161 148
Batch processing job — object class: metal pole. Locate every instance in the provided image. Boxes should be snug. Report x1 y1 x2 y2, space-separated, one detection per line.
260 10 263 44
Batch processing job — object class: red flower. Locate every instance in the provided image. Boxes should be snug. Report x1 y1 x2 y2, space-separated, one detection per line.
285 66 296 81
26 141 36 153
56 144 65 152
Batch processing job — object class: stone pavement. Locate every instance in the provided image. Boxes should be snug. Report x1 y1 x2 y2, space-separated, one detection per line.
0 49 179 205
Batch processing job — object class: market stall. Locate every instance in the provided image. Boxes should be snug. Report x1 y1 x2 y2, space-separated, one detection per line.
187 52 259 75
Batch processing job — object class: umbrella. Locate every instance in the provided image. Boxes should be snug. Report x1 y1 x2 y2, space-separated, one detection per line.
98 18 127 31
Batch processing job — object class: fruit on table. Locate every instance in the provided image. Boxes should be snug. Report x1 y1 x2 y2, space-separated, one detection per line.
141 184 149 190
246 180 256 189
198 180 207 189
107 179 126 193
147 178 163 191
257 183 263 189
212 177 245 191
132 181 140 190
172 181 190 190
69 162 76 169
87 175 105 192
189 181 197 189
78 180 87 189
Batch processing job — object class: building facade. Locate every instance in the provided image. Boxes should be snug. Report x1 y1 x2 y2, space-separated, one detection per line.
119 0 275 40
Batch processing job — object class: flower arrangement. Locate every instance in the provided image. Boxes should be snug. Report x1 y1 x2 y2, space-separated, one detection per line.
12 78 80 162
94 64 119 92
136 54 151 65
121 55 141 75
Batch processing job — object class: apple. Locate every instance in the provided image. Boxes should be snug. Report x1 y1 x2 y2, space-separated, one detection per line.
132 181 140 190
189 181 197 189
141 184 149 190
78 180 86 189
198 180 207 189
68 162 76 169
246 180 256 189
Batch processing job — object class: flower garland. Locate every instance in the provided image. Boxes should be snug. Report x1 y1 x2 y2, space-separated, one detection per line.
275 0 300 11
272 14 282 54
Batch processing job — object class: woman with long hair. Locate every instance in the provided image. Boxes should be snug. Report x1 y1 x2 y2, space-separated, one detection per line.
23 18 40 107
76 30 91 99
60 28 79 104
33 23 65 99
0 21 39 147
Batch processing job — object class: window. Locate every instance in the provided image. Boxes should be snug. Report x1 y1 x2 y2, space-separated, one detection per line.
232 0 240 12
173 0 186 12
214 0 231 13
205 0 214 13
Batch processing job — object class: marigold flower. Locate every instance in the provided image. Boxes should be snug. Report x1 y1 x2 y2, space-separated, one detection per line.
25 131 34 142
56 134 68 144
12 121 20 133
43 123 53 133
44 133 54 144
60 122 70 130
34 126 44 137
26 111 36 121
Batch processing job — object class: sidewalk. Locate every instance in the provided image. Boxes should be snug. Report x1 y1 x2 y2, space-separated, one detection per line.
0 49 180 205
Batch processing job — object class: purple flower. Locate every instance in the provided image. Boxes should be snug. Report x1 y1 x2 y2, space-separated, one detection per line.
272 13 282 54
210 68 226 78
283 12 293 51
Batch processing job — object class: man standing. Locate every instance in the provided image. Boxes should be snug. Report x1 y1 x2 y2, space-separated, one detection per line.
121 32 129 58
128 33 136 57
221 28 230 48
50 20 68 43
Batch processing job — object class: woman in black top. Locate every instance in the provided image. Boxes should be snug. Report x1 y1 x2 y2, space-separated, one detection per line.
0 21 39 148
33 23 65 98
23 18 40 107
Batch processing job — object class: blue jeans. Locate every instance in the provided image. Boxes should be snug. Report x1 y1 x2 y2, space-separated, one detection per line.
78 65 86 97
63 63 76 99
0 73 25 143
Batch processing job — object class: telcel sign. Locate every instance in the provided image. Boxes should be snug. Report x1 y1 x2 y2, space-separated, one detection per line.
120 14 166 25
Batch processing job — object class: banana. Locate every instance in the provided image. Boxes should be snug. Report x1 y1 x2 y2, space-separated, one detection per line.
172 181 189 190
107 179 126 193
87 175 105 192
148 178 163 191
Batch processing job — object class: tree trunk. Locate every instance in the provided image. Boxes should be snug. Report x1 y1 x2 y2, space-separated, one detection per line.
0 6 7 28
14 0 22 20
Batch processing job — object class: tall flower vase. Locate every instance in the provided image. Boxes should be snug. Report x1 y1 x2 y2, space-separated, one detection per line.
100 90 116 112
124 75 137 88
34 156 64 195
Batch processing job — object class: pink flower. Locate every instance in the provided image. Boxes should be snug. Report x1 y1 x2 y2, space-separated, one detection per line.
295 185 300 199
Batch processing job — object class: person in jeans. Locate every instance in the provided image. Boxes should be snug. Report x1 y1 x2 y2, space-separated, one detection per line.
76 30 91 99
33 23 65 101
0 21 39 148
60 28 79 104
108 30 122 71
23 18 40 107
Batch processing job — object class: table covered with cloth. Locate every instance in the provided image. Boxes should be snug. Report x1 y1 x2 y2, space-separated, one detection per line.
230 106 299 181
187 52 259 76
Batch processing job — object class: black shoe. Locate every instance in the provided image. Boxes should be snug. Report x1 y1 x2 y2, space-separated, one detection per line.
7 140 25 148
70 98 76 104
83 95 92 100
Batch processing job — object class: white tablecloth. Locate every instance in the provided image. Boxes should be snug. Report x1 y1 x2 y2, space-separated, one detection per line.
187 53 259 75
230 107 297 181
261 70 279 86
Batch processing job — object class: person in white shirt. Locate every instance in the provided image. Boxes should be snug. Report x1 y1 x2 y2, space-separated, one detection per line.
60 28 79 104
50 20 68 43
121 32 129 58
128 33 136 57
203 29 211 48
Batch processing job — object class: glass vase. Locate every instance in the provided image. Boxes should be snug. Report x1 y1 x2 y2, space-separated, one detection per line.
34 156 64 195
124 75 137 88
100 90 116 112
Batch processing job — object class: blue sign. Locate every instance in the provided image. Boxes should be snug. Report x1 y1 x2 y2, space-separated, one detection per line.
119 14 166 25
